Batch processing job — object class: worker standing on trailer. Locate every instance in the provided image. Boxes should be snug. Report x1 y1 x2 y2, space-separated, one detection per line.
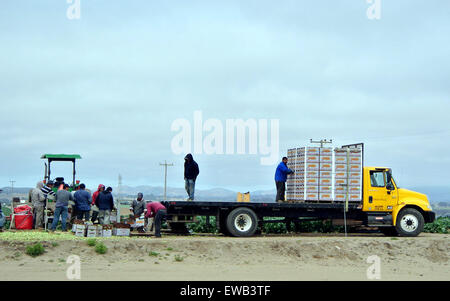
31 181 47 229
275 157 294 203
145 201 167 238
184 153 199 201
91 184 105 223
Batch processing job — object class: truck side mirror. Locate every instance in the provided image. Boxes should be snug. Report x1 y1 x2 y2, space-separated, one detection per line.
386 182 394 191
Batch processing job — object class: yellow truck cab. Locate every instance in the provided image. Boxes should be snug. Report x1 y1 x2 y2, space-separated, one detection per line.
362 167 435 236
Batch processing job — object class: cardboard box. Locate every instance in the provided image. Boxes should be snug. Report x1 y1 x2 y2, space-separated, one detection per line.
306 155 320 163
320 163 332 171
102 230 112 237
319 178 333 186
334 149 348 157
348 178 362 187
306 163 320 171
300 147 320 156
348 194 361 202
305 193 319 201
319 186 332 193
334 186 346 193
349 149 362 157
113 228 130 237
348 186 361 193
306 171 320 178
335 164 347 172
335 172 347 179
335 156 347 164
319 193 333 201
349 172 361 179
348 164 362 172
335 178 348 186
74 225 86 237
348 156 362 164
86 230 97 238
306 178 319 186
306 185 319 193
334 194 346 201
320 171 332 178
334 193 361 202
319 156 332 163
320 148 333 156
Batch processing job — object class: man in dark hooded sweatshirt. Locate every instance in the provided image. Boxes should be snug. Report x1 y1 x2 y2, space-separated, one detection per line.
95 187 115 225
184 154 199 201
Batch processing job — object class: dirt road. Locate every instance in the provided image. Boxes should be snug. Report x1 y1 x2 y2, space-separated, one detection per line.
0 233 448 281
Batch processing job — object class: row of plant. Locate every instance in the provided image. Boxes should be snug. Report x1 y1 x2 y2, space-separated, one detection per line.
187 216 450 234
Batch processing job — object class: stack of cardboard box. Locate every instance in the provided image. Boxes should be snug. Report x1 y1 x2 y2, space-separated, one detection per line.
286 147 334 202
334 148 363 202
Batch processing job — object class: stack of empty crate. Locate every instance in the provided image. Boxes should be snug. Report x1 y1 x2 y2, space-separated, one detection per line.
334 147 363 202
286 147 333 202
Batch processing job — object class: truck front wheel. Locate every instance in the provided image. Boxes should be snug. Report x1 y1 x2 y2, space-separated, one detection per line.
226 207 258 237
395 208 424 237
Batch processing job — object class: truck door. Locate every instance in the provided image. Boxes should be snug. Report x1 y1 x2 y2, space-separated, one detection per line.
367 170 397 212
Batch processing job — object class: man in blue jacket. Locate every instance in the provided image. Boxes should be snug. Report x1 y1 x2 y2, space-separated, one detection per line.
74 183 92 221
275 157 294 203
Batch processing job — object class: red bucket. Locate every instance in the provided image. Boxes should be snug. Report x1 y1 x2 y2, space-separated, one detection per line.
14 214 33 230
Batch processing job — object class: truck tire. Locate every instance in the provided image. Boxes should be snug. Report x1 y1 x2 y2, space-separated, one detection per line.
395 208 424 237
218 214 231 236
380 227 398 236
226 207 258 237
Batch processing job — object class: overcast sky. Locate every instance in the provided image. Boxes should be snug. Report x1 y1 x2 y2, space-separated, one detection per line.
1 0 449 192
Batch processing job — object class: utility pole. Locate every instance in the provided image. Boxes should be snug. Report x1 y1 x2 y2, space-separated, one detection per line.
310 139 333 148
9 180 16 196
159 161 174 201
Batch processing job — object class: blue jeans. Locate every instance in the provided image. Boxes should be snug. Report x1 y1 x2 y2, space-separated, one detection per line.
0 212 5 228
185 179 195 200
52 206 68 231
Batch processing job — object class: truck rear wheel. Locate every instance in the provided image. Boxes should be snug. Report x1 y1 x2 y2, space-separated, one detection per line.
226 207 258 237
395 208 424 237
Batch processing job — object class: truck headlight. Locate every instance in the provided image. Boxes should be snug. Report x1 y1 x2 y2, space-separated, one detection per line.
427 205 433 211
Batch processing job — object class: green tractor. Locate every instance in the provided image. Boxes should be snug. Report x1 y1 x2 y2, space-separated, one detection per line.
41 154 82 193
40 154 83 230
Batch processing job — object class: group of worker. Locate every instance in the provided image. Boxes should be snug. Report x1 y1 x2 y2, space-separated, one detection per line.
29 179 168 237
29 181 116 231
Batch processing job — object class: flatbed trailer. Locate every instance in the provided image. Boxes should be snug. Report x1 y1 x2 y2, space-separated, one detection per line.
161 142 436 237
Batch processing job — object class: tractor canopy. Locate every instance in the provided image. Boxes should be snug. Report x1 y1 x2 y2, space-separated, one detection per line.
41 154 82 161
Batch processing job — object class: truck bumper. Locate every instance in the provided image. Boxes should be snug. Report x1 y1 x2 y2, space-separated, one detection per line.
424 211 436 223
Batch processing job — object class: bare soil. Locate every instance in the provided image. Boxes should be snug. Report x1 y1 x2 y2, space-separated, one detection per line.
0 233 448 281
